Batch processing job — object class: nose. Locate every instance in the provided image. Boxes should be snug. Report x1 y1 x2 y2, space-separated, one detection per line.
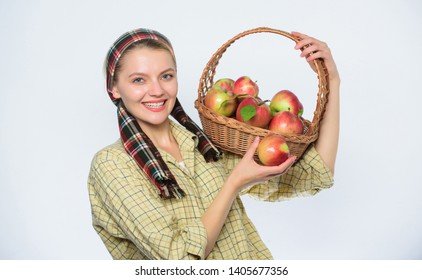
148 79 164 96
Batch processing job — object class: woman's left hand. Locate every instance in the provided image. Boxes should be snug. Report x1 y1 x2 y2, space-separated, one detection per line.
292 31 340 176
292 31 339 82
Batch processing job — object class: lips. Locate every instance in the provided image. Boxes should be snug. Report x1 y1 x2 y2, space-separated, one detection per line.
144 101 165 108
142 100 166 112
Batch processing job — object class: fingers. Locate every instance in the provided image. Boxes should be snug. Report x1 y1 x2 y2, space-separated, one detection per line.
300 45 320 61
276 155 297 174
262 155 297 179
242 137 297 179
242 137 260 160
292 31 319 49
292 31 333 66
292 31 311 49
291 31 307 41
281 155 297 170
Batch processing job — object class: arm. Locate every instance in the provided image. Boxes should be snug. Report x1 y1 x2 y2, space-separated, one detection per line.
223 33 339 202
201 137 296 257
292 31 340 176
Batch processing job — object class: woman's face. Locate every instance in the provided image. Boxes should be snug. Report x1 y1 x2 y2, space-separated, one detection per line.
111 47 178 128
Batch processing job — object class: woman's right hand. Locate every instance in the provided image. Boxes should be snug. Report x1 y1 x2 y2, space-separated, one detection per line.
226 137 297 192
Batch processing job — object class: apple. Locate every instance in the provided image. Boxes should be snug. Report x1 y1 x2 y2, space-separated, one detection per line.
235 97 272 128
204 86 238 117
257 134 290 166
233 76 259 99
214 78 235 92
270 89 304 116
268 111 304 134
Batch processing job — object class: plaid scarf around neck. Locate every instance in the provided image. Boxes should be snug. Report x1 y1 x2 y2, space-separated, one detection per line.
107 28 220 199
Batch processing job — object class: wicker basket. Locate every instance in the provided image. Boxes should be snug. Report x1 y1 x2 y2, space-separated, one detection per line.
194 27 329 160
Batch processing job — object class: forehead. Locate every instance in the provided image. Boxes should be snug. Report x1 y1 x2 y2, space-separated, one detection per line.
119 48 176 71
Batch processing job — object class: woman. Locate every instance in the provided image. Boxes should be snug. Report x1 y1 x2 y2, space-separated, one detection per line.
88 28 340 260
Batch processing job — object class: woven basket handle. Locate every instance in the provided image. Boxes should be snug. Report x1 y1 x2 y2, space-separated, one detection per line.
197 27 329 135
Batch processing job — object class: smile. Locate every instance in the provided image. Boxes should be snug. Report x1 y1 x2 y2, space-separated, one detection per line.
144 101 165 108
142 100 167 112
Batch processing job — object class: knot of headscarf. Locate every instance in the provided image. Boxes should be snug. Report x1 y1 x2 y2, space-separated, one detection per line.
105 28 220 199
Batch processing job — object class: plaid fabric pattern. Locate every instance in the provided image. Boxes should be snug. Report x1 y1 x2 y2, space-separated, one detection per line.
106 28 220 199
171 98 220 162
88 122 334 259
117 102 184 198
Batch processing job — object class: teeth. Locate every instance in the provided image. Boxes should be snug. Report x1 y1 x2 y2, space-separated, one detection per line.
144 101 164 108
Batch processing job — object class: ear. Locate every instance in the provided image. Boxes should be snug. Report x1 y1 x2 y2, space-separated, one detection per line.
111 85 121 99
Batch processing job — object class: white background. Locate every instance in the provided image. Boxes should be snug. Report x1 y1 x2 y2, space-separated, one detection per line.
1 0 421 260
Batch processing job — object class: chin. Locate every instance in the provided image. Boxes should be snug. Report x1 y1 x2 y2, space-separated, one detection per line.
137 113 171 127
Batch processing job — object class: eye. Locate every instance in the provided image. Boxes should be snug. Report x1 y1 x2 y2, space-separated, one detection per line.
133 77 144 83
162 73 174 80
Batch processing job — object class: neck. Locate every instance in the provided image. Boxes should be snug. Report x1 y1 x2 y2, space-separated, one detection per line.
139 118 172 145
139 119 183 162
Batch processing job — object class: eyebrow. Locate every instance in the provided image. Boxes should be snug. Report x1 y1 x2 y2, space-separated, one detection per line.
128 67 176 78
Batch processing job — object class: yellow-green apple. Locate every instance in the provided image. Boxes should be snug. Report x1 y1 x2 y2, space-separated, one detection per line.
233 76 259 99
204 86 237 117
235 97 272 128
214 78 235 93
269 89 303 116
257 134 290 166
268 111 304 134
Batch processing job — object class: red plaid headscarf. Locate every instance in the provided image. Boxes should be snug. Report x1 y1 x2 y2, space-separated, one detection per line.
105 28 220 199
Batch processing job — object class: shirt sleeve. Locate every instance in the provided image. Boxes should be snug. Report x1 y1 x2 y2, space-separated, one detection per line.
88 147 208 260
223 144 334 201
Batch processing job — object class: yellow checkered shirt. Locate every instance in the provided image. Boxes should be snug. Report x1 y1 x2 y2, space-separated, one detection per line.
88 121 333 259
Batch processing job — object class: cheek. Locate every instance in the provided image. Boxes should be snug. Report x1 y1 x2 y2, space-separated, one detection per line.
165 81 178 96
119 85 145 101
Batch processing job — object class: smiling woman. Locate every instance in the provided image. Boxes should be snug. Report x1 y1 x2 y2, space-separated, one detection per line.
110 47 179 131
87 28 338 260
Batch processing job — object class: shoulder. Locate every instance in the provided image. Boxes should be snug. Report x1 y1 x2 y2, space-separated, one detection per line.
88 139 148 191
93 139 125 158
90 139 132 170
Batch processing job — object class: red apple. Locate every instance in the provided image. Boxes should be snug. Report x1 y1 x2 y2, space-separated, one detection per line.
257 134 290 166
233 76 259 99
270 89 304 116
204 86 238 117
268 111 304 134
214 78 235 92
235 97 272 128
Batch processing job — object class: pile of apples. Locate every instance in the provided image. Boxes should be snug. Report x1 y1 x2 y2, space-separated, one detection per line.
204 75 305 135
204 75 306 166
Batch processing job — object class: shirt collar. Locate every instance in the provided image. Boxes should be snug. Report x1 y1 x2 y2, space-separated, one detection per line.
169 120 198 152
